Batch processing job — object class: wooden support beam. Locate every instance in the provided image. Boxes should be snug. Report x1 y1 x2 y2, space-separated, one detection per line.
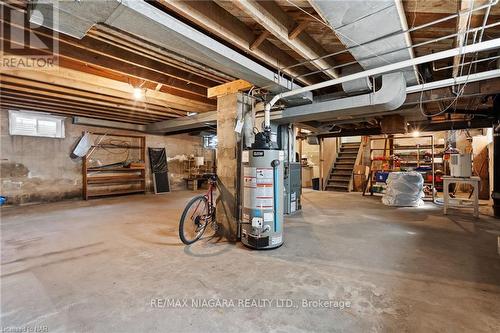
87 27 231 84
207 79 253 99
453 0 474 77
2 19 217 101
233 0 339 78
0 90 171 121
0 79 184 118
249 30 270 51
158 0 318 85
288 21 308 40
1 67 211 112
0 84 179 121
0 100 153 124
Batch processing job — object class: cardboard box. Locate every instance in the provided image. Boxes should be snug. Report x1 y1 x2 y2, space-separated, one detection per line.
353 174 366 192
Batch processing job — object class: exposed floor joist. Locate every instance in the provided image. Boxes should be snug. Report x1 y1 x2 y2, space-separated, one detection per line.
233 0 339 79
453 0 475 77
157 0 319 85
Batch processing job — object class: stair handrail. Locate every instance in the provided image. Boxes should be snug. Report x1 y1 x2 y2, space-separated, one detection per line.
349 139 366 192
322 138 340 191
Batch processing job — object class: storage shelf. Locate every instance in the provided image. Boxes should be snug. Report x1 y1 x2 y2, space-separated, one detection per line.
83 132 146 200
91 145 142 149
86 189 145 197
87 167 145 171
87 175 145 185
365 135 438 201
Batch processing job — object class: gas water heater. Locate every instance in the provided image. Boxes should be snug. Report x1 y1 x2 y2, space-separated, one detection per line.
241 133 284 249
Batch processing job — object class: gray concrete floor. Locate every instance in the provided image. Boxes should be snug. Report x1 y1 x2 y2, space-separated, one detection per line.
1 190 500 332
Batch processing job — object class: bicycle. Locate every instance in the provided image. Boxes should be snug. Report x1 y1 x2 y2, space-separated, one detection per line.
179 174 218 245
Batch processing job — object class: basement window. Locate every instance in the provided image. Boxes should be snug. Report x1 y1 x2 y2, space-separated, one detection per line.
8 110 65 138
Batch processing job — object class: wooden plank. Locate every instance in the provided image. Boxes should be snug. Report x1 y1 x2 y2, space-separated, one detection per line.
249 31 270 50
0 102 151 124
453 0 474 77
0 69 208 113
1 25 210 99
88 27 231 84
86 189 145 197
158 0 318 85
233 0 339 78
0 86 178 117
288 21 308 40
2 15 220 90
207 79 253 98
0 94 167 122
57 58 216 106
0 79 184 117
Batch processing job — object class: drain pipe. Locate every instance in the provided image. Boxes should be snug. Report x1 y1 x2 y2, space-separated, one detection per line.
264 38 500 111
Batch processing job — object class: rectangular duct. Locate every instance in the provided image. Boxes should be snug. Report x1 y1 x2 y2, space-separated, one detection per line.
310 0 418 85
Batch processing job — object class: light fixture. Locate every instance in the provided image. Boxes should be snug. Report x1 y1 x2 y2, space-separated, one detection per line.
133 88 143 100
412 130 420 138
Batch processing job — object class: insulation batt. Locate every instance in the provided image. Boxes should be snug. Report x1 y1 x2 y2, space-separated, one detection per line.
382 172 424 207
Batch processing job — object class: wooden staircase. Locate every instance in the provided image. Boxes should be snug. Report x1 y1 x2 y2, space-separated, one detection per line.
325 142 361 192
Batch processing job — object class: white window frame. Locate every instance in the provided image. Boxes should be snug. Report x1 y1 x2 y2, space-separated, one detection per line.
8 110 65 138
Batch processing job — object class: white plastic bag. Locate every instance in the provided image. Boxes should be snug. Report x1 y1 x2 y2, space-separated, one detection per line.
73 132 91 157
382 172 424 207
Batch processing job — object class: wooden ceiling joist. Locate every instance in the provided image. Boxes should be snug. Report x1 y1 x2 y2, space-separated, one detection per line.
0 79 182 118
0 98 163 124
1 27 210 100
1 67 212 112
249 30 271 51
288 21 308 40
158 0 319 85
0 84 180 123
233 0 339 79
0 89 173 121
452 0 474 77
2 16 218 105
89 26 234 84
55 58 213 106
0 101 151 125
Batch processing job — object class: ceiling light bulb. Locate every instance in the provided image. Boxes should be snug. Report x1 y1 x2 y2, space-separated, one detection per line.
133 88 143 100
412 130 420 138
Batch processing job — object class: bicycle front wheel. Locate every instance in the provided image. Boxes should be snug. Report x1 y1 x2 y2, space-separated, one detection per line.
179 195 210 245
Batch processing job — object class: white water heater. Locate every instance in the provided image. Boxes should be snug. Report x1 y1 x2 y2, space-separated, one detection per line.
450 153 472 178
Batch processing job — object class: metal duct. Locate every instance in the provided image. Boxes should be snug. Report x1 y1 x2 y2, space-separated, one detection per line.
29 0 312 105
146 111 217 134
276 72 406 123
311 0 418 85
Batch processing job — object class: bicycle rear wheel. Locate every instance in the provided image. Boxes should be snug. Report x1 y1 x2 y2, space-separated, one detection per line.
179 195 210 245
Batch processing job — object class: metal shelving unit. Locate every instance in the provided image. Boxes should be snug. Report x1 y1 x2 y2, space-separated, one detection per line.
364 135 444 201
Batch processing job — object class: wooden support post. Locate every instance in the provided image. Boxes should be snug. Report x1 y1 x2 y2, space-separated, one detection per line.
215 92 247 241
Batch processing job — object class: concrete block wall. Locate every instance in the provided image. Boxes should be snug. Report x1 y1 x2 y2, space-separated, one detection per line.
0 110 208 205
